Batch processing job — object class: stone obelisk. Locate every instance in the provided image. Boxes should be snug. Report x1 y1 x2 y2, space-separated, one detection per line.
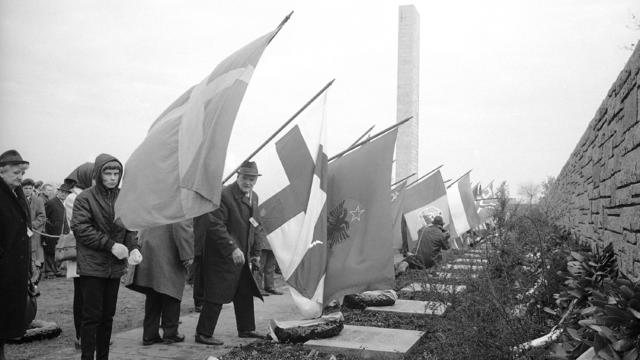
395 5 420 182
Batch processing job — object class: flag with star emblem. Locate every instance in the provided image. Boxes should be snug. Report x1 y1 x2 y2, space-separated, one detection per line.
324 129 398 304
115 23 284 230
253 92 328 318
402 170 452 251
390 180 408 251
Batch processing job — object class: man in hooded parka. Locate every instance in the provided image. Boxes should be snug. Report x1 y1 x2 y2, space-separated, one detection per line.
71 153 141 360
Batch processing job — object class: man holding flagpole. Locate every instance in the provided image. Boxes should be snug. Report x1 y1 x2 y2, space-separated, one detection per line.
195 161 265 345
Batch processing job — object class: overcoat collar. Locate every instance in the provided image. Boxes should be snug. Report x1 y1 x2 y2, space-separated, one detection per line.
0 179 29 222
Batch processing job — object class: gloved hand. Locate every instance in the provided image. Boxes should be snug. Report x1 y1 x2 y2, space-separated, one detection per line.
111 243 129 260
231 248 245 266
128 249 143 265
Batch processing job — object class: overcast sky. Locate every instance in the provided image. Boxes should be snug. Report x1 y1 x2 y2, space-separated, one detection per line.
1 0 639 194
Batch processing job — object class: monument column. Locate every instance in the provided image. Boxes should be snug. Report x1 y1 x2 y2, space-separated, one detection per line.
395 5 420 181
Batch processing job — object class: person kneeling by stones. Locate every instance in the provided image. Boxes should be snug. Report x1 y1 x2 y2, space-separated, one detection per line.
395 215 450 275
127 220 194 346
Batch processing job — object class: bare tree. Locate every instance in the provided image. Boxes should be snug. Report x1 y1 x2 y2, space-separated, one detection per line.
518 182 541 205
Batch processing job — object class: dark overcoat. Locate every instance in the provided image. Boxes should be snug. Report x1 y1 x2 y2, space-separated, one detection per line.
128 220 194 300
27 194 46 265
43 197 69 254
201 182 263 304
414 225 451 268
0 180 31 339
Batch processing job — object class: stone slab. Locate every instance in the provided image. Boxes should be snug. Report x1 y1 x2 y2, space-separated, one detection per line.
460 253 482 258
434 271 478 279
305 325 424 360
400 282 467 294
454 258 487 264
444 263 485 271
365 299 447 316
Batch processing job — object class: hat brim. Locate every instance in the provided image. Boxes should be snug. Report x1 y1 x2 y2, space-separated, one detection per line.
237 170 262 176
0 160 29 166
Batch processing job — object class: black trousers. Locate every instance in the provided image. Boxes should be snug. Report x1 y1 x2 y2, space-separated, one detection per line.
192 255 204 307
80 276 119 360
73 277 83 340
195 269 255 336
143 290 180 340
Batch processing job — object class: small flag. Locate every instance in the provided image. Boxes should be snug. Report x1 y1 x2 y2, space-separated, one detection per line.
447 172 481 235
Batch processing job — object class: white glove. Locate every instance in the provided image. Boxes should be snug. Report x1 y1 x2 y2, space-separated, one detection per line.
128 249 143 265
111 243 129 260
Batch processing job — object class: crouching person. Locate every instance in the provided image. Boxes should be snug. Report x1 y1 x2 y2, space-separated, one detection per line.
127 220 194 346
71 154 141 360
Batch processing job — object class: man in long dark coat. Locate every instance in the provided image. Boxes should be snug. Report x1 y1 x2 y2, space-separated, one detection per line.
0 150 31 360
195 161 264 345
43 183 72 278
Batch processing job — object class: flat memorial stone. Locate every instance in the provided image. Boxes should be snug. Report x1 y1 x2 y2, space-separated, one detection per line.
365 299 447 316
305 325 424 360
434 271 478 279
444 263 485 271
460 253 482 258
400 282 467 294
454 258 487 264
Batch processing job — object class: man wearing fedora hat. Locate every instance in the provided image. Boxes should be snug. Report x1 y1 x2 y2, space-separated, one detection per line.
195 160 266 345
0 150 32 359
42 182 73 279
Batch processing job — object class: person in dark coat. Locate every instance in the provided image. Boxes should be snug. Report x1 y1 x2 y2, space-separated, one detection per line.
22 178 46 277
195 161 265 345
191 214 207 312
71 153 141 360
127 220 194 345
395 215 451 275
0 150 31 360
42 183 72 278
63 162 94 349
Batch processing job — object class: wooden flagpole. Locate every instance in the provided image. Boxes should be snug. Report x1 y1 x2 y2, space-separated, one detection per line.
446 169 473 189
390 172 416 188
222 79 335 184
348 125 375 148
405 164 444 188
269 11 294 44
328 116 413 162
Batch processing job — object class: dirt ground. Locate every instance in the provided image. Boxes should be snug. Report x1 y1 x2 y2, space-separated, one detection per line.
5 276 199 360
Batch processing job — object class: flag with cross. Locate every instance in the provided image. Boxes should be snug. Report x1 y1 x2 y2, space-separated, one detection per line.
115 25 283 230
252 93 328 318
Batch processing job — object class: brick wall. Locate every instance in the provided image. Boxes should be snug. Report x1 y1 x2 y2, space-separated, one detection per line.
544 43 640 281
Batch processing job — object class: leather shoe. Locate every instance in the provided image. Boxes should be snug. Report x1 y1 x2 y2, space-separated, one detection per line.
238 331 265 339
265 288 283 295
142 337 163 346
163 333 185 344
195 333 224 345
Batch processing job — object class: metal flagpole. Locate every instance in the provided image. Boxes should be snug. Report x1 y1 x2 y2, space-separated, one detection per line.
222 79 335 184
328 116 413 162
446 169 473 189
405 164 444 188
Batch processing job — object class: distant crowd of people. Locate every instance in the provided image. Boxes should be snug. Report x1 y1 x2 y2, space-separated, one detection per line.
0 149 280 360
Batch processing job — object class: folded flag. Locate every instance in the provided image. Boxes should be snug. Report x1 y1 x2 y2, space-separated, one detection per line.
254 93 328 318
390 180 408 251
115 28 280 230
324 130 397 304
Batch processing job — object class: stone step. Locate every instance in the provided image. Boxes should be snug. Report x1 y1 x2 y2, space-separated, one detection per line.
304 325 424 360
365 299 447 316
443 263 485 271
433 271 479 279
400 282 467 294
453 258 487 264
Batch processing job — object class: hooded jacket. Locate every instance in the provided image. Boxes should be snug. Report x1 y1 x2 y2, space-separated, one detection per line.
71 154 138 278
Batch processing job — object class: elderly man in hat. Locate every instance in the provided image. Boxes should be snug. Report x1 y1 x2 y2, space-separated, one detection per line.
395 215 451 275
42 182 73 278
194 161 266 345
0 150 32 359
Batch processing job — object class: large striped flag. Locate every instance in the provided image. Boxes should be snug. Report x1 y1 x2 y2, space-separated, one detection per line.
402 170 452 251
115 24 283 230
254 93 328 318
447 172 482 236
324 130 397 304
